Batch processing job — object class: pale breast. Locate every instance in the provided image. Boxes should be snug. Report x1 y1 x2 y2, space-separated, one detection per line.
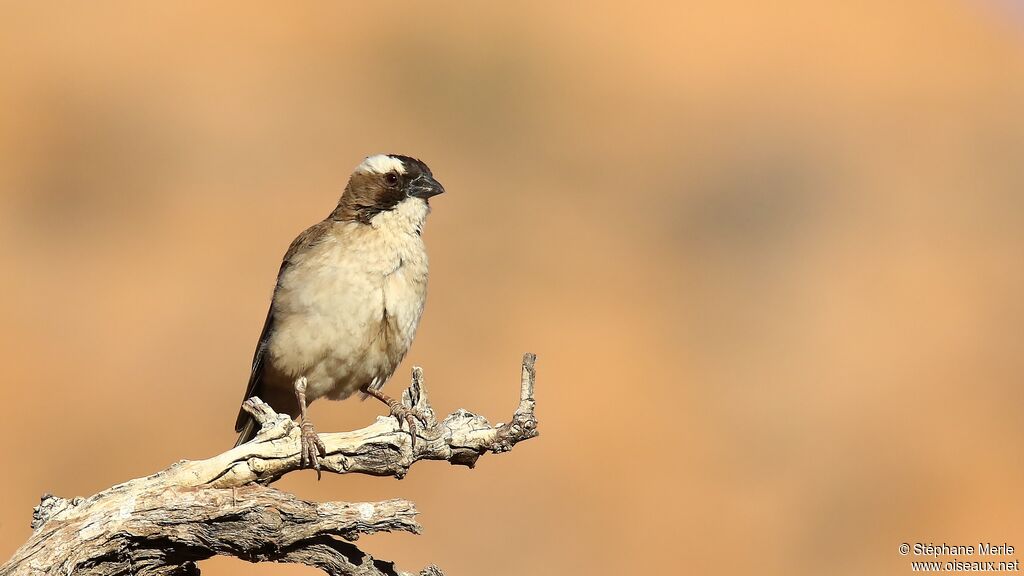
267 203 430 402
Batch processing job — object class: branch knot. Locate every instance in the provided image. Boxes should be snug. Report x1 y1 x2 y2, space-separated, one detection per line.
4 354 540 576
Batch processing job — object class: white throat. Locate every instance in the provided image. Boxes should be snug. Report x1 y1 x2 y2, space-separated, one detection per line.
369 196 430 237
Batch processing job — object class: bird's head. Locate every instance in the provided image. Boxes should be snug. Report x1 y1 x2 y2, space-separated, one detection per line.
333 154 445 225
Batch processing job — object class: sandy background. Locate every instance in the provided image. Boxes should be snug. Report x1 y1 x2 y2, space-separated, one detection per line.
1 1 1023 574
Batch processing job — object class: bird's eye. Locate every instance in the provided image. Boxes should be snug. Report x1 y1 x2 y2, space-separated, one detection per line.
384 172 399 187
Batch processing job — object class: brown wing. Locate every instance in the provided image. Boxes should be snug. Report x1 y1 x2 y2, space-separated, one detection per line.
233 219 335 434
233 302 277 432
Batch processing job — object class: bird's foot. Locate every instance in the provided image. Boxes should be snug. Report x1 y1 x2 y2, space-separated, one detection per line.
388 404 429 450
299 420 326 479
361 385 430 449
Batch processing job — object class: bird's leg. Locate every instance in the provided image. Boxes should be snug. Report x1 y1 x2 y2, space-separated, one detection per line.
294 376 326 478
361 385 428 449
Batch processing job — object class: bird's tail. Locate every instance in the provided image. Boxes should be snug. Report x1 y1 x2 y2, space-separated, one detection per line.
234 417 258 448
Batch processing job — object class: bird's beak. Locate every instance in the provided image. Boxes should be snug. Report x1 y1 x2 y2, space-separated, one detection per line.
409 174 445 199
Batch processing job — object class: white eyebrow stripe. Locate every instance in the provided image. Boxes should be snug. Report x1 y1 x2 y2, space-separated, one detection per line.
357 154 406 175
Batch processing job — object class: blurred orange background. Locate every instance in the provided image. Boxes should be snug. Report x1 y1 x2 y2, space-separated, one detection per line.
2 1 1023 575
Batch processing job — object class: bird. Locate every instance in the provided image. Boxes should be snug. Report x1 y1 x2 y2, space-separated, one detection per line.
233 153 445 475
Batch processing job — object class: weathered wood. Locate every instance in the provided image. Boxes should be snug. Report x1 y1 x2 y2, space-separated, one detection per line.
0 354 538 576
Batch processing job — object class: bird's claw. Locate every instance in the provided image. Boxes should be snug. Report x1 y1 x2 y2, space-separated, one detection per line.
389 405 429 450
299 420 326 479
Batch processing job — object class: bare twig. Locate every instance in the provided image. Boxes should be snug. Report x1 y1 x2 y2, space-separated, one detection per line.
0 354 539 576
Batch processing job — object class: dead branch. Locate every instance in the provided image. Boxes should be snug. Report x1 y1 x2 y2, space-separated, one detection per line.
0 354 538 576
